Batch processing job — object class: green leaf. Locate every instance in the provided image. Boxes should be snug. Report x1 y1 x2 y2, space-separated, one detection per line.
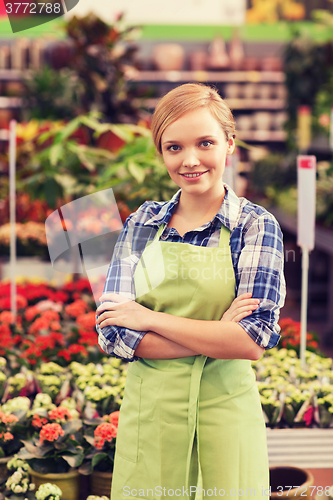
37 129 57 145
78 461 93 475
92 452 108 469
62 419 83 436
62 450 84 468
57 117 81 141
50 143 64 166
128 161 145 184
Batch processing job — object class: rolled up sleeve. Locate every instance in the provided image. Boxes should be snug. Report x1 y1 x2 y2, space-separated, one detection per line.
235 211 286 349
96 213 149 362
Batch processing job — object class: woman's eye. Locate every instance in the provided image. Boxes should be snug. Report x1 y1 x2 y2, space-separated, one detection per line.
201 141 212 147
168 145 180 151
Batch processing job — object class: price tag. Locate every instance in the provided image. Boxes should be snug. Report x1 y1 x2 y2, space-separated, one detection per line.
297 155 316 250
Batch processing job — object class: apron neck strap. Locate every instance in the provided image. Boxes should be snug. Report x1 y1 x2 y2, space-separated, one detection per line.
218 223 231 248
155 223 165 240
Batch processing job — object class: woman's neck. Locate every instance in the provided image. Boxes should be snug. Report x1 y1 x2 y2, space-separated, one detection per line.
176 186 226 223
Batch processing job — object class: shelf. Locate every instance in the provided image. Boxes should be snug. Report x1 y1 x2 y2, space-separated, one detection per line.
225 98 286 110
0 96 22 108
236 130 287 142
131 70 285 84
0 69 25 80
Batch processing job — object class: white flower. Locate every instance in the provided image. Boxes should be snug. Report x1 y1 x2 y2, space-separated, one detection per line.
35 483 62 500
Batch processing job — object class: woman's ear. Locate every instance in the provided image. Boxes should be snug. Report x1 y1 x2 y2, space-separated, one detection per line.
227 136 235 155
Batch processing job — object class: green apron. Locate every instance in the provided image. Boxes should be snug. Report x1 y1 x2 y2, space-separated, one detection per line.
111 222 269 500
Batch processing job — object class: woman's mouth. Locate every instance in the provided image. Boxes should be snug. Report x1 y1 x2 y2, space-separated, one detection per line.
180 171 208 180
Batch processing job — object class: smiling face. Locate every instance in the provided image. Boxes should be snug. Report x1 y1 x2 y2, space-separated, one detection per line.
161 107 235 200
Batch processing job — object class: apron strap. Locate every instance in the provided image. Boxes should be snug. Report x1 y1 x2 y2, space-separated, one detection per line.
185 354 207 491
218 223 231 248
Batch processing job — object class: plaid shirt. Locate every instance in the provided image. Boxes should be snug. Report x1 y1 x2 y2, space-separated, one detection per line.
97 184 286 361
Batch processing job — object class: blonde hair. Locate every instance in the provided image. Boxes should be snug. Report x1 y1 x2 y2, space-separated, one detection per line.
151 83 236 154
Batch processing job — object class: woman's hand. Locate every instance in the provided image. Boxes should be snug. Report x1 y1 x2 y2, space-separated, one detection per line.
96 293 155 332
220 293 260 323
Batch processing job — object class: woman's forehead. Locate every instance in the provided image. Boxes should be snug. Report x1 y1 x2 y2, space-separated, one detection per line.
162 108 225 140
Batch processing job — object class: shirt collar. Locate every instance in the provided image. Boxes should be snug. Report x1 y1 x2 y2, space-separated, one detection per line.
144 183 242 232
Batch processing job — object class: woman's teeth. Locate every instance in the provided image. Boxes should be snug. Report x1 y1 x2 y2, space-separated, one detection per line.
182 172 205 178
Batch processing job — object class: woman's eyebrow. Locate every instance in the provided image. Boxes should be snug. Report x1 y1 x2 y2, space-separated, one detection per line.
162 135 217 146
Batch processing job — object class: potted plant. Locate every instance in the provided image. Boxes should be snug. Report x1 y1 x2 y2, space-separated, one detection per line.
4 455 35 499
17 406 84 500
79 411 119 497
0 410 20 483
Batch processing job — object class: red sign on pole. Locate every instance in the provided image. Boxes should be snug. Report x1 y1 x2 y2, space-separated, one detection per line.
297 155 316 251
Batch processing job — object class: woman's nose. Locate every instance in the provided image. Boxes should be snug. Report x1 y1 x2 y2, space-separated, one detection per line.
182 149 200 168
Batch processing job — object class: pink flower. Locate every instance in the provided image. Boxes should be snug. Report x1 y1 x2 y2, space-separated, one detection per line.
303 406 314 427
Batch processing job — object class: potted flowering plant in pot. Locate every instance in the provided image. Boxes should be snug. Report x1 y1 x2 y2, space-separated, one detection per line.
0 410 21 483
4 455 36 499
16 406 84 500
0 397 33 485
79 411 119 497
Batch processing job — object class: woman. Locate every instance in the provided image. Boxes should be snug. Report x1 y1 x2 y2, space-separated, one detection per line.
96 83 286 499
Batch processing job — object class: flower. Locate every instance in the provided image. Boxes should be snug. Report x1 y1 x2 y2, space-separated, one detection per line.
94 422 117 449
48 406 72 423
39 423 64 443
0 311 15 324
5 465 33 494
35 483 62 500
65 299 89 318
103 411 120 427
17 415 84 473
32 414 48 429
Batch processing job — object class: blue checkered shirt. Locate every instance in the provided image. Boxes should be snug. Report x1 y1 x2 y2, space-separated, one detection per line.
97 184 286 361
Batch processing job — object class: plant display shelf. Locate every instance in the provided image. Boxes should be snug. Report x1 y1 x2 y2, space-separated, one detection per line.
267 428 333 468
0 96 22 108
131 69 285 83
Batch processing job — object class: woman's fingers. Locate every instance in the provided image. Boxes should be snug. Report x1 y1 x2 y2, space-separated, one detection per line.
96 301 125 313
221 293 260 322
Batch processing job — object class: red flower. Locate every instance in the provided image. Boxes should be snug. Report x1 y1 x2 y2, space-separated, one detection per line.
25 305 40 322
28 317 50 334
65 299 89 318
3 432 14 441
39 423 64 443
0 311 15 324
58 350 71 362
50 290 69 303
0 411 19 425
76 312 96 329
50 321 61 331
32 414 48 429
41 310 60 322
67 344 88 356
78 330 98 347
94 422 117 449
48 407 72 422
103 411 120 427
0 294 28 310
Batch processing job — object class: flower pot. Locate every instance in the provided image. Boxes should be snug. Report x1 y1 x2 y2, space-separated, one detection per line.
28 467 80 500
90 470 112 497
270 466 314 499
152 44 185 71
0 455 13 483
